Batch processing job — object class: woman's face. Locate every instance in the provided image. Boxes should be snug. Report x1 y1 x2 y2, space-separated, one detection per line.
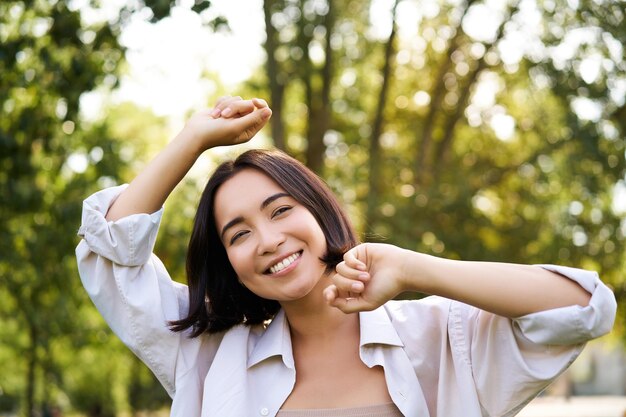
214 168 328 303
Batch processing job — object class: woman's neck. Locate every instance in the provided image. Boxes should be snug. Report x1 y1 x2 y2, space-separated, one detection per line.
280 275 359 342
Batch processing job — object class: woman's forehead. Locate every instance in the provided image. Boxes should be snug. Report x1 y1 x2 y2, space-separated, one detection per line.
222 168 283 194
214 169 287 217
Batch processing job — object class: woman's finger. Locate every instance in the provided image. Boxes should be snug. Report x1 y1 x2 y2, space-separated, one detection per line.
331 271 365 295
252 97 269 108
327 293 368 314
227 106 272 142
211 96 231 117
325 283 380 314
216 96 245 118
343 244 368 271
323 285 338 304
335 261 369 282
221 99 255 118
211 96 242 118
324 284 358 308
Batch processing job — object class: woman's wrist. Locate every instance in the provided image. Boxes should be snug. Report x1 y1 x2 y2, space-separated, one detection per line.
174 127 210 159
397 247 419 293
398 249 438 295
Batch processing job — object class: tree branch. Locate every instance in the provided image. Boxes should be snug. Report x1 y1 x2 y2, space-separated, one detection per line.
433 1 521 180
365 0 401 236
414 0 478 185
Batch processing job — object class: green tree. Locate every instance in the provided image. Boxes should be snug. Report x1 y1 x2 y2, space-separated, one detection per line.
0 1 126 413
0 0 217 414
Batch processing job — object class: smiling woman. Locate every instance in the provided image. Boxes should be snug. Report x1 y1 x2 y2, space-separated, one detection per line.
76 96 616 417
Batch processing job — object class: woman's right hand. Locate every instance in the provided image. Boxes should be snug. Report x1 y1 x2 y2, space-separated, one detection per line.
182 96 272 152
105 96 271 221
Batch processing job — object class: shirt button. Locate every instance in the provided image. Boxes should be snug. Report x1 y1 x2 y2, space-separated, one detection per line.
260 407 269 416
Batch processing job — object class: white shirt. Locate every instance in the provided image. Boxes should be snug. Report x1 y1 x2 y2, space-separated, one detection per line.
76 186 616 417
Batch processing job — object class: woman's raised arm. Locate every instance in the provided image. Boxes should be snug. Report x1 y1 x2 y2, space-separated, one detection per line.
326 242 593 318
105 97 271 221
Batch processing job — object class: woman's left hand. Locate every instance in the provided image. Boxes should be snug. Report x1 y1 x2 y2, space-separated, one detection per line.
324 243 410 313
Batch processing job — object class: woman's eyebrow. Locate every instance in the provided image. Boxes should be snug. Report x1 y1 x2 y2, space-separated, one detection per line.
260 192 290 210
221 216 244 240
220 192 291 240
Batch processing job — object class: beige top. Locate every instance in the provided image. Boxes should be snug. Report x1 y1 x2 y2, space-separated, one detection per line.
276 403 403 417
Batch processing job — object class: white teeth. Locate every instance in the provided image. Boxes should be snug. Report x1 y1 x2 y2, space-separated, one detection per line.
269 252 301 274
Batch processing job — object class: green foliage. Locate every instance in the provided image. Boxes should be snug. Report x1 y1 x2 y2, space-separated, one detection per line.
127 355 171 413
0 0 186 415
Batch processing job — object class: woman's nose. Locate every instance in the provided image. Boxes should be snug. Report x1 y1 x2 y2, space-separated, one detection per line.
256 225 285 255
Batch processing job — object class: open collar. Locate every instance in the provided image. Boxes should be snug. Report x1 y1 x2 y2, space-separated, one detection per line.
247 305 404 370
247 309 294 369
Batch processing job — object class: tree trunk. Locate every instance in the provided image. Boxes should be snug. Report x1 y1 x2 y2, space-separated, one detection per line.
305 0 335 173
365 0 400 236
263 0 287 150
25 322 37 417
300 1 316 169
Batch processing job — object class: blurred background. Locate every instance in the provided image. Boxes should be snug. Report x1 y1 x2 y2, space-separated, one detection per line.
1 0 625 415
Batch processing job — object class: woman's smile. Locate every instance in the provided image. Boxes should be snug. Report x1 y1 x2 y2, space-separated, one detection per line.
265 250 303 275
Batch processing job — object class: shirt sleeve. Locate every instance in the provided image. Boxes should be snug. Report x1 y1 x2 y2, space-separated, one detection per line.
75 185 200 397
450 265 617 417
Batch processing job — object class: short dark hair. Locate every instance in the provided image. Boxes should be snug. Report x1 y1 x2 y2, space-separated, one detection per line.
169 149 357 336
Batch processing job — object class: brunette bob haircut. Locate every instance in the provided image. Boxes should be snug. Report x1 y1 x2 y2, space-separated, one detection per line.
170 149 357 337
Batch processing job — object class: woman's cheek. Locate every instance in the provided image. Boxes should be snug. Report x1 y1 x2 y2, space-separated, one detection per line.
226 249 245 276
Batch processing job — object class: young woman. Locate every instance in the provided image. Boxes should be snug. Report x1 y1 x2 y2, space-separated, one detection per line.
76 96 616 417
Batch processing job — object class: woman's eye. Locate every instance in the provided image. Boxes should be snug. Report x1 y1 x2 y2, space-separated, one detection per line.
230 230 248 245
272 206 292 218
